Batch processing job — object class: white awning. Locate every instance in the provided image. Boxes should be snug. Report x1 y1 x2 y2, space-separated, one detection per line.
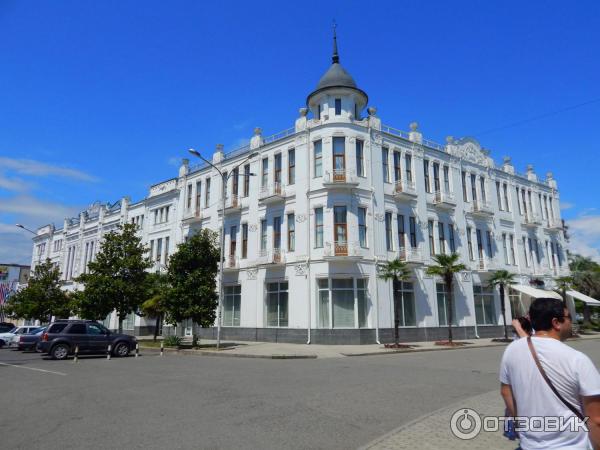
511 284 563 300
567 290 600 306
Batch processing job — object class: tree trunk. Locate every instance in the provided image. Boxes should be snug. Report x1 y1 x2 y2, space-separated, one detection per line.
153 315 161 342
446 277 453 344
584 305 592 326
118 315 123 334
500 284 508 340
393 277 399 345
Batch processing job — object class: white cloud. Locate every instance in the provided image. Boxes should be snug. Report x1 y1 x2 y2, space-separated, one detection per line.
0 173 31 192
566 214 600 262
0 195 81 220
167 157 181 167
0 157 98 182
560 202 574 210
0 232 33 265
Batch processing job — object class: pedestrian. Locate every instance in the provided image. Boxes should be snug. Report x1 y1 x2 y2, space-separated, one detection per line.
499 297 600 449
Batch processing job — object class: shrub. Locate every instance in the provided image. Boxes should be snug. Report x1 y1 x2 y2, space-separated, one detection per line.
163 335 182 347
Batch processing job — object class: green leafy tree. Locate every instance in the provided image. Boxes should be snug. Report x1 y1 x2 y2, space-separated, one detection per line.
163 229 219 339
426 253 466 344
5 259 71 322
378 259 411 345
76 223 152 332
141 272 169 341
568 254 600 325
487 270 517 341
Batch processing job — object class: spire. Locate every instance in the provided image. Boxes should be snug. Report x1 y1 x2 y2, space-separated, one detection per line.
332 21 339 64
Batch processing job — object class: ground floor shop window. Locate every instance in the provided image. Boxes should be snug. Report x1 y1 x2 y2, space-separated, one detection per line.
437 283 457 326
474 285 496 325
508 289 525 318
395 281 416 326
318 278 369 328
223 285 241 326
266 282 288 327
122 312 135 330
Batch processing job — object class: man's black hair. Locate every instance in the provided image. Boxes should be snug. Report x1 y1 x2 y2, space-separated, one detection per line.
529 297 567 331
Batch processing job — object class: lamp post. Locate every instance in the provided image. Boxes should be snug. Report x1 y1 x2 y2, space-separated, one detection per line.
188 148 257 349
16 223 36 235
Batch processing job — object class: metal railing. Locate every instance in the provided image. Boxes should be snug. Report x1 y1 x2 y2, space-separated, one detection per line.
471 200 493 214
263 127 295 145
323 169 358 184
398 247 422 263
259 182 285 199
324 241 364 258
432 190 456 205
381 124 411 140
258 248 286 264
394 179 417 195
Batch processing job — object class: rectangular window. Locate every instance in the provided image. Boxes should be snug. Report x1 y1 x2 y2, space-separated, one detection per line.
260 219 267 252
424 159 431 193
437 283 457 326
262 157 269 187
470 174 477 204
474 285 496 325
288 148 295 185
486 230 493 257
496 181 503 210
535 239 541 264
409 216 417 248
186 184 192 209
523 236 529 266
357 279 368 328
476 229 483 260
229 226 237 258
385 212 393 251
315 207 324 248
314 140 322 177
317 104 321 120
510 235 516 265
356 140 364 177
405 154 413 182
428 220 435 255
266 282 289 327
333 137 346 176
528 238 534 267
332 279 354 328
334 206 348 254
243 164 250 197
461 171 468 202
448 224 456 253
516 187 522 214
205 178 211 208
318 279 329 328
318 278 370 329
432 162 440 193
393 151 401 182
502 233 509 264
443 165 450 193
480 177 486 203
222 172 228 197
164 237 169 263
467 227 474 260
232 168 239 196
222 285 241 327
395 281 416 327
274 154 282 185
382 147 389 182
149 240 154 262
195 181 202 210
503 183 510 212
522 189 528 216
358 207 367 248
397 214 405 251
242 223 248 258
335 98 342 115
287 214 295 252
273 216 281 250
156 238 162 263
438 222 446 254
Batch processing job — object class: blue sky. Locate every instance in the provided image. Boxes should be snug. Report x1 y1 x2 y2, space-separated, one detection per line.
1 0 599 264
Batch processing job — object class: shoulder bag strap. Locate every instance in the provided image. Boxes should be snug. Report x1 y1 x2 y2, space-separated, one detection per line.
527 336 584 420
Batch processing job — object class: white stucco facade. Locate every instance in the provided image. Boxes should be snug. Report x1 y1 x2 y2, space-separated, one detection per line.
29 42 569 343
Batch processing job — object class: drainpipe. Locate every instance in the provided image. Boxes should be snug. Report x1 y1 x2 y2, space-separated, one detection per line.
472 287 480 339
368 119 381 344
306 125 312 345
374 255 381 344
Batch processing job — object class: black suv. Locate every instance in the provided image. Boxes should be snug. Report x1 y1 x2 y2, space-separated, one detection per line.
38 320 137 360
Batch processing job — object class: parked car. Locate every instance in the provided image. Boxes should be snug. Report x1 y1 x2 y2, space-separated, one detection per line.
0 326 40 348
38 320 137 360
17 327 47 351
0 322 15 333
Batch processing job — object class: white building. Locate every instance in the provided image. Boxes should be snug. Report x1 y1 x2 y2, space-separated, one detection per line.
29 34 570 343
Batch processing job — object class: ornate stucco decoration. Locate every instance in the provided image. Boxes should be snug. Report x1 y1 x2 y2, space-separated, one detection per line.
246 268 257 280
446 137 494 168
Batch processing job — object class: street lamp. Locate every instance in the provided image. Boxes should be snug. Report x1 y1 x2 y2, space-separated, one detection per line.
188 147 258 349
16 223 37 235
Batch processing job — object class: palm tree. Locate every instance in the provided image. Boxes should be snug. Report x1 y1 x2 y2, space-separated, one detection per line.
488 270 517 341
378 258 412 346
141 272 169 341
426 253 466 344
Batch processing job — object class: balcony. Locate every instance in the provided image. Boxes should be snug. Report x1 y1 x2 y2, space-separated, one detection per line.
473 257 495 272
323 169 359 188
323 241 364 261
182 208 202 223
223 256 239 272
220 195 242 215
429 190 456 210
523 214 541 229
545 218 563 231
257 248 286 266
259 182 285 204
393 180 417 200
398 247 423 265
469 200 494 217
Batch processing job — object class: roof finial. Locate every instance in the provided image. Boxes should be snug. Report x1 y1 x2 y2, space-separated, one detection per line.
332 20 339 64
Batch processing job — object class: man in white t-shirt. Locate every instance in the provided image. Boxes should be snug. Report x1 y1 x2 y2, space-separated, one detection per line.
500 297 600 449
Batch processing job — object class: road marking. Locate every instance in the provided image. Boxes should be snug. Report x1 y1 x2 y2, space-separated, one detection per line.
0 362 67 376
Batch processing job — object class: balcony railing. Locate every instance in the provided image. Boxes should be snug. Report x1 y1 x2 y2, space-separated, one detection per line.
323 169 359 187
323 241 365 259
473 257 495 271
259 182 285 203
523 214 541 227
430 190 456 208
398 247 423 264
394 180 417 198
220 195 242 213
183 208 202 222
470 200 494 216
546 218 563 231
257 248 286 265
224 256 239 270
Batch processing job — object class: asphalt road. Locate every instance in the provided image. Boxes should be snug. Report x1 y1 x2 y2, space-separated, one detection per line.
2 340 600 449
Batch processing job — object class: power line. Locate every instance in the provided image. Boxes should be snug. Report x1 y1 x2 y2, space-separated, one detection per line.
474 97 600 137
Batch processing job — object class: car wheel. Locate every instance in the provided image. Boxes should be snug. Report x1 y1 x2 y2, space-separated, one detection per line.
114 342 130 357
0 340 5 348
51 344 70 360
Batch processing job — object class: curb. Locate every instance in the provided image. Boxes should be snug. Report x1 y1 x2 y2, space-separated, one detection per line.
139 346 317 359
343 341 510 357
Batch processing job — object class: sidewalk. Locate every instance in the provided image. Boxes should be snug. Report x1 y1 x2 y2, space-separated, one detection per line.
139 333 600 359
